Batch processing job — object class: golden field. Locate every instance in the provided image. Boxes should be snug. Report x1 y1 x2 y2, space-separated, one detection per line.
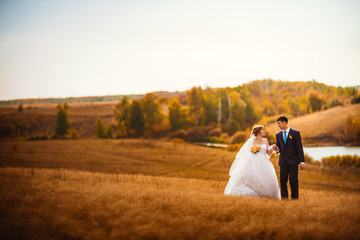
0 139 359 240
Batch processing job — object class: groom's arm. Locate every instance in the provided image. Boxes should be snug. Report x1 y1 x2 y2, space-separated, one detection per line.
296 131 305 170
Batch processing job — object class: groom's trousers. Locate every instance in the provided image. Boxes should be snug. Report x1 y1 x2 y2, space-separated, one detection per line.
280 161 299 199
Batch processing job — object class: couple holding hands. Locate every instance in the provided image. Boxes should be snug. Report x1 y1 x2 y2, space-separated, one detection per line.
224 115 305 199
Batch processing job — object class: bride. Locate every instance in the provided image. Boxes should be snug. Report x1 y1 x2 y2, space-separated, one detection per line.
224 125 280 198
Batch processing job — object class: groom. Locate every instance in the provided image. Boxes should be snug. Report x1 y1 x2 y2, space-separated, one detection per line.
273 115 305 199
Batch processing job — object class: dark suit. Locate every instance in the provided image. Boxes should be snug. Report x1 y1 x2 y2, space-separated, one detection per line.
276 128 305 199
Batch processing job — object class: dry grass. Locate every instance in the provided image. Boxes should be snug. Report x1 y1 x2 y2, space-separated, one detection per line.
0 139 360 240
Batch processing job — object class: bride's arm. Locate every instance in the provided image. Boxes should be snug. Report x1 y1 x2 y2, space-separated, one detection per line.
265 139 274 155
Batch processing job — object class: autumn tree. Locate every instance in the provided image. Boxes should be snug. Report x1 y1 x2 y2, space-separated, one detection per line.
308 90 325 112
96 119 106 138
55 102 70 137
168 98 186 131
128 100 145 136
217 88 230 126
228 91 246 133
141 93 162 130
201 88 218 125
187 87 203 126
115 97 130 136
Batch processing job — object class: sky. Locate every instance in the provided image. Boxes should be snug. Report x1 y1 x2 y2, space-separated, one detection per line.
0 0 359 100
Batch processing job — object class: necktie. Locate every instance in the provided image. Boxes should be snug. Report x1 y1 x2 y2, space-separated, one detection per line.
284 131 287 144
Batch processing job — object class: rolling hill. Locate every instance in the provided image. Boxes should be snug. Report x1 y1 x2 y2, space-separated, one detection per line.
266 104 360 145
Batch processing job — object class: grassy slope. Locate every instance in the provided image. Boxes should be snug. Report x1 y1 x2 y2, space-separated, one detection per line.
0 139 359 240
266 104 360 145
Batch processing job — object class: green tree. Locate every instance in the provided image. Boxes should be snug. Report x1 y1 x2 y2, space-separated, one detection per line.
229 91 246 130
18 104 23 112
128 100 145 136
55 103 70 137
168 98 186 131
107 126 114 139
115 97 130 136
308 90 325 112
96 119 106 138
240 90 258 127
201 88 218 125
218 89 230 126
187 87 202 126
141 93 162 130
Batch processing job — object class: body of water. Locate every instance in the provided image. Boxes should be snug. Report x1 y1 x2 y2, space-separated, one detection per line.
198 143 360 161
303 146 360 161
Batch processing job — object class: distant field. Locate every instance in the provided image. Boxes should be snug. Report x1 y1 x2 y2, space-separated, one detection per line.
0 139 359 239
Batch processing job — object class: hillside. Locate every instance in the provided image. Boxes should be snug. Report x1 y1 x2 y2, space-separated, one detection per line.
0 80 359 143
1 101 359 145
266 104 360 145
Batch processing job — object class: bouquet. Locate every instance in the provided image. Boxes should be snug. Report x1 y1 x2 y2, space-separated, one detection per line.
250 145 261 154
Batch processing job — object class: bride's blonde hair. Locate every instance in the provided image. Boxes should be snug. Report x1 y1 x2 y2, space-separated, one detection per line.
252 125 264 136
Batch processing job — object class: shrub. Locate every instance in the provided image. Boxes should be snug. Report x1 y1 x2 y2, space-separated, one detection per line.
304 153 315 164
208 128 222 137
230 131 249 144
343 115 360 142
324 99 343 110
29 134 48 141
351 96 360 104
144 123 169 138
55 103 70 137
226 143 244 152
321 154 360 168
106 126 114 139
69 129 79 139
18 104 23 112
96 119 106 138
227 119 240 135
186 126 212 142
169 138 186 143
204 136 225 143
220 133 229 140
170 129 187 139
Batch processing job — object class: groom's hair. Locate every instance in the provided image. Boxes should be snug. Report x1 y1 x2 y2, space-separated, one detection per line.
277 115 288 123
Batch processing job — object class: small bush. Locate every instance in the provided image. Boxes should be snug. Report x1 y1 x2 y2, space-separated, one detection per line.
29 134 49 141
323 99 343 110
186 126 212 142
321 154 360 168
304 153 315 164
18 104 23 112
69 129 79 139
230 131 249 144
106 126 114 139
204 136 225 143
220 133 229 140
351 96 360 104
145 123 169 138
226 143 244 152
168 138 186 143
170 129 187 139
208 128 222 137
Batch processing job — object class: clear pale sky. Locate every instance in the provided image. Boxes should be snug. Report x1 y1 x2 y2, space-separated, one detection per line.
0 0 359 100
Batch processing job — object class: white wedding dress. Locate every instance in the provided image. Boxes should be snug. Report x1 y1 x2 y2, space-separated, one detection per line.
224 136 280 198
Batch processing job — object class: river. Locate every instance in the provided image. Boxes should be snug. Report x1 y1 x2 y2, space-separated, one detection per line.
200 143 360 161
303 146 360 161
